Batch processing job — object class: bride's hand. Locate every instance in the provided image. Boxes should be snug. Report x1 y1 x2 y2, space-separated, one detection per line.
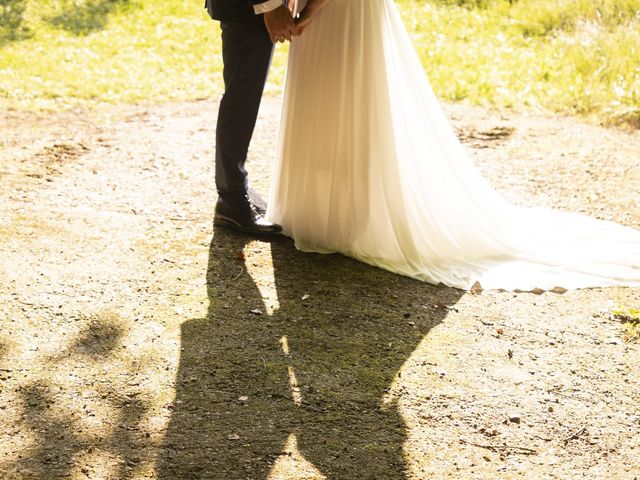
294 0 332 35
295 8 315 34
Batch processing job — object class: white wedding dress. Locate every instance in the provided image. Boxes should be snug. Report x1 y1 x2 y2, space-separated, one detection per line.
267 0 640 291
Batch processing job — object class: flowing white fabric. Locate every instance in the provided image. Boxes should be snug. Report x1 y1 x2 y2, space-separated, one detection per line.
267 0 640 291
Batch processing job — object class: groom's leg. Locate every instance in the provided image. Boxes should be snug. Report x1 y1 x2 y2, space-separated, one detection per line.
215 21 274 201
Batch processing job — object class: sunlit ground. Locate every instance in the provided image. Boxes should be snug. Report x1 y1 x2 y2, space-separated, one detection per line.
1 98 639 479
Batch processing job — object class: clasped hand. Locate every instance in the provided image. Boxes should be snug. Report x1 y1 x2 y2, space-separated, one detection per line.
263 3 315 44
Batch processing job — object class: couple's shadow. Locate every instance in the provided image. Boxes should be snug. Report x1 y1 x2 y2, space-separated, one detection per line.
159 228 463 479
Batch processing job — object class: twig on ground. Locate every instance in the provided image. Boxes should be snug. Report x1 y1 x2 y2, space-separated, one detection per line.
563 427 587 445
168 216 200 222
232 266 244 281
460 439 537 455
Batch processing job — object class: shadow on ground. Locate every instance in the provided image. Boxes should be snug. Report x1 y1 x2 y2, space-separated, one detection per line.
46 0 134 36
0 339 8 362
0 0 31 45
8 312 152 479
159 228 464 479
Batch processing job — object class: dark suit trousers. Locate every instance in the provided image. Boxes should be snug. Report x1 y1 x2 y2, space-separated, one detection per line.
215 21 274 200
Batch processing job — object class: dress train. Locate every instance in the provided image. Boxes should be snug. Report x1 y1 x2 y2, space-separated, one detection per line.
267 0 640 291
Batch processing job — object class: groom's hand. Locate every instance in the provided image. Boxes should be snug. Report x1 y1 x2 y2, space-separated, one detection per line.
264 5 298 43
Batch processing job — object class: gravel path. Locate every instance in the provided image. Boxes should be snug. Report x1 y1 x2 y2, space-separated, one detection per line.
0 98 638 479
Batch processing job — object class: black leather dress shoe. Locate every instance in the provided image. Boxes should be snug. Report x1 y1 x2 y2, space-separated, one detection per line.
247 187 267 216
214 196 282 235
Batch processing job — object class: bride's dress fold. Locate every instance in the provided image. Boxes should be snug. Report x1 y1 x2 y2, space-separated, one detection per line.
267 0 640 290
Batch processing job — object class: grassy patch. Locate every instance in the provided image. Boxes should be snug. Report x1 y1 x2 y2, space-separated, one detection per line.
0 0 289 109
0 0 32 43
400 0 640 127
611 305 640 342
1 0 639 126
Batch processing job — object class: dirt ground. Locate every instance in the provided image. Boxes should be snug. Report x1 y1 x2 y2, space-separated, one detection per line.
0 98 639 480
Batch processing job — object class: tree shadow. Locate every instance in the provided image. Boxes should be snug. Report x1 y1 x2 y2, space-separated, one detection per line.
46 0 134 36
15 381 89 479
0 0 32 46
48 313 127 363
9 312 153 480
159 228 464 479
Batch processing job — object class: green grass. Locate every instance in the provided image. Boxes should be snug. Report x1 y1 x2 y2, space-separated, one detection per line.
612 306 640 342
0 0 290 108
1 0 639 127
400 0 640 127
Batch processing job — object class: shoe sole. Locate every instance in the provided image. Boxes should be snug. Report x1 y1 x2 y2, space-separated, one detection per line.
214 215 282 235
